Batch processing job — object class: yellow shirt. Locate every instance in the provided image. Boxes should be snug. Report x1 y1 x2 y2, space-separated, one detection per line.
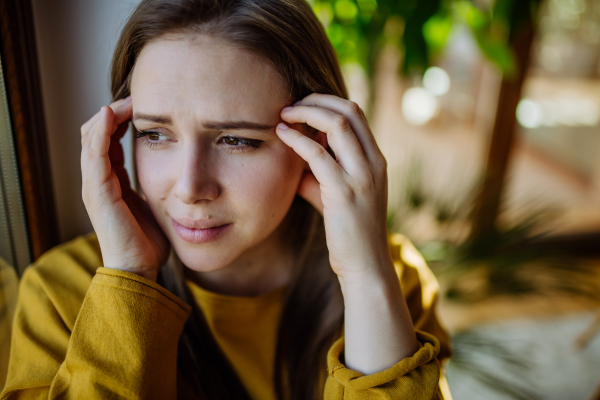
0 257 18 390
0 232 452 399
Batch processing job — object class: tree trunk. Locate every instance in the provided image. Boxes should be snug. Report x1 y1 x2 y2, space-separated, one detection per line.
469 23 535 240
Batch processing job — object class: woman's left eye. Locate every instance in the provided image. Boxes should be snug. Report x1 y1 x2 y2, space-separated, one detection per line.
220 136 263 151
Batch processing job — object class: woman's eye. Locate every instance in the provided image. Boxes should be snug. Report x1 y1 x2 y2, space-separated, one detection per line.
135 130 172 149
223 136 240 145
220 136 263 152
147 132 165 141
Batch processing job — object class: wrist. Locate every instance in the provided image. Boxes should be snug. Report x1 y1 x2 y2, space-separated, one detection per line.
338 260 400 300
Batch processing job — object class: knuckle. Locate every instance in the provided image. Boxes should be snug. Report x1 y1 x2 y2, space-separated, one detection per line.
333 115 352 133
340 183 356 203
304 93 318 102
312 143 328 159
347 100 361 115
376 155 388 176
357 172 377 193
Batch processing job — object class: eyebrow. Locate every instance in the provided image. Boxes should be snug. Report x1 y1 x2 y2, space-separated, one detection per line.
132 113 276 131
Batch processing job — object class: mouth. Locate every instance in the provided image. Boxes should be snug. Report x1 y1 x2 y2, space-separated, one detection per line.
171 218 232 244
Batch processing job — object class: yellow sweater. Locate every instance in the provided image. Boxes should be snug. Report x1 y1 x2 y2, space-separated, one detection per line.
0 257 18 390
1 232 452 399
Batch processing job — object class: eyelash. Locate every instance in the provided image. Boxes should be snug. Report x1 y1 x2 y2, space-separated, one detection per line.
134 130 264 152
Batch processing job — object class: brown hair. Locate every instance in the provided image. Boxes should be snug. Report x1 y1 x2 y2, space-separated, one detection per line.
110 1 348 398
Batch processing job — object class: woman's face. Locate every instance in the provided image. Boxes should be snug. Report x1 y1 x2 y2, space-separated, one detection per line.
130 35 307 272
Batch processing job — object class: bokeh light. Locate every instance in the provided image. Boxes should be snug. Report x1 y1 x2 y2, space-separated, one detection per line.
423 67 451 96
402 87 439 126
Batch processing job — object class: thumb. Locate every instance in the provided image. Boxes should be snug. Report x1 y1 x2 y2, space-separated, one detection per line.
297 170 323 215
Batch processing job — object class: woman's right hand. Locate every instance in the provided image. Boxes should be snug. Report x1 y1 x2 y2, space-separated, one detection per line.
81 97 170 282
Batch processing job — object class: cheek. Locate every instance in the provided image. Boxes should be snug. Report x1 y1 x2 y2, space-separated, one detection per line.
227 144 305 225
135 145 173 202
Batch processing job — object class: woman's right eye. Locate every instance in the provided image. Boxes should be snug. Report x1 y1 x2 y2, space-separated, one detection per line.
134 130 172 148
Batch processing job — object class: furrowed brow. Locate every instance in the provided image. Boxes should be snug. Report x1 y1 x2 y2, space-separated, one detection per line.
203 121 276 131
132 114 275 132
132 113 172 125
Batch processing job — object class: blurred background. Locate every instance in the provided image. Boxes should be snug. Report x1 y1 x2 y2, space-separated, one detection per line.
0 0 599 397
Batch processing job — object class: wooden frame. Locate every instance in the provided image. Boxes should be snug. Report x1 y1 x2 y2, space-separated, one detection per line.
0 0 58 263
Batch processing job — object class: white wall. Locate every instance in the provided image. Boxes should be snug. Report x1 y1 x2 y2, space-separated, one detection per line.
32 0 140 243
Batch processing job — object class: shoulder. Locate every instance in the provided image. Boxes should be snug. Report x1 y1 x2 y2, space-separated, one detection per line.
18 232 102 330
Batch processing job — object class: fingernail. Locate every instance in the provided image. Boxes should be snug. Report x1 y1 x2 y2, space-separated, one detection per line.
282 106 293 112
123 96 132 104
277 123 289 130
293 101 301 106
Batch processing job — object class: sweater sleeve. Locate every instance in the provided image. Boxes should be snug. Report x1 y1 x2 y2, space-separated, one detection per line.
322 233 452 400
0 267 191 400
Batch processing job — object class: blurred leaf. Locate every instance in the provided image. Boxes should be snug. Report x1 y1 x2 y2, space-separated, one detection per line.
400 0 441 75
423 11 453 55
356 0 377 17
453 0 517 76
313 0 540 80
473 29 517 77
334 0 358 23
313 2 334 27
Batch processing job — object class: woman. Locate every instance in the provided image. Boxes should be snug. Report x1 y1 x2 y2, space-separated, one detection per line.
1 0 451 399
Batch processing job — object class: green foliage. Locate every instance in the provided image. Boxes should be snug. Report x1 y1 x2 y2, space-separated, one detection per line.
311 0 541 78
422 10 453 56
453 0 517 77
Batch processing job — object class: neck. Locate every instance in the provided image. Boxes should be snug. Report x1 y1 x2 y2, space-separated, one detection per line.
184 224 294 297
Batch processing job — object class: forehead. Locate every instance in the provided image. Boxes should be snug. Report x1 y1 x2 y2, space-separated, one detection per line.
130 35 289 124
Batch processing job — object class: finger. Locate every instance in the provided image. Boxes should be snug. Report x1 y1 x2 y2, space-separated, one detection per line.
297 170 323 215
276 123 345 188
81 111 102 138
90 106 114 158
81 97 130 143
109 96 133 128
81 116 105 170
81 109 108 181
294 94 383 166
280 105 369 175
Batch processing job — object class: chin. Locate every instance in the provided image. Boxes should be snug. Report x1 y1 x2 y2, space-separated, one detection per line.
171 240 239 272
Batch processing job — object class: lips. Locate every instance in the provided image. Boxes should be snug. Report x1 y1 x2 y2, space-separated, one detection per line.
172 217 224 230
171 217 232 244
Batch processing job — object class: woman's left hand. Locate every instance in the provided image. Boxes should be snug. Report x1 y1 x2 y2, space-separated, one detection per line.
276 93 392 282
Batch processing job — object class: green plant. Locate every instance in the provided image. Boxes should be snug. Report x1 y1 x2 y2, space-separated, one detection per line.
310 0 541 79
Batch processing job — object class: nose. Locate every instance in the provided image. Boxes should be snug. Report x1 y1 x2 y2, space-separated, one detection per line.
173 146 220 204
